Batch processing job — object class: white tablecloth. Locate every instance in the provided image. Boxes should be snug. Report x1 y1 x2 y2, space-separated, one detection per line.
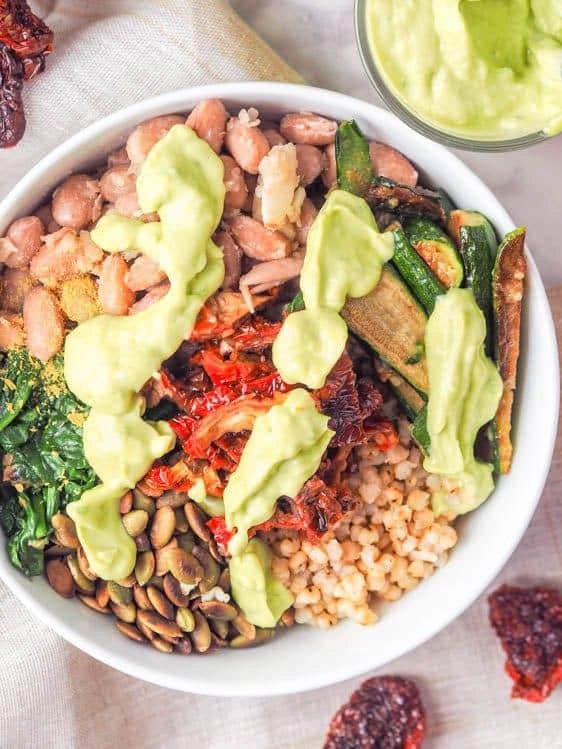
1 3 561 747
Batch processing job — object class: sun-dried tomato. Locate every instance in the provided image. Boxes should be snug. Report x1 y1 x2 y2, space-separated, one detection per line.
142 461 194 494
324 676 426 749
168 414 198 442
231 317 282 352
0 43 24 148
189 384 239 418
365 420 399 452
240 371 290 398
0 0 53 79
315 353 383 447
489 585 562 703
197 348 263 386
255 476 358 543
207 516 233 555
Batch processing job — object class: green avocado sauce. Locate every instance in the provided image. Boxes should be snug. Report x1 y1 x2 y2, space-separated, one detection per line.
272 189 394 389
423 288 503 515
65 125 226 581
230 538 294 628
365 0 562 139
225 388 334 557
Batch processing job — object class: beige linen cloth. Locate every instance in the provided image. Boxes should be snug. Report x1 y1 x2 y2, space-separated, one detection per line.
1 2 562 748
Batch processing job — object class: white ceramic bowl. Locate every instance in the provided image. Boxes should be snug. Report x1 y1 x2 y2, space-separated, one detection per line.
0 83 558 697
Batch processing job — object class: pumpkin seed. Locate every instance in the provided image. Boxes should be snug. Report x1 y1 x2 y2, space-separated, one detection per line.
198 600 237 621
176 531 196 553
78 594 110 614
151 637 173 653
77 546 97 581
210 618 229 639
190 611 212 653
208 539 224 563
51 513 79 549
192 545 219 593
150 505 176 549
173 507 189 534
157 490 187 509
163 574 190 607
210 633 228 650
117 574 136 588
120 491 133 514
107 581 133 606
137 609 182 639
230 628 275 649
116 621 146 643
147 575 165 591
67 555 95 594
46 559 75 599
137 618 156 641
96 580 110 608
218 568 230 593
133 584 153 611
174 637 193 655
232 612 256 641
123 509 149 537
135 550 155 587
167 548 203 585
135 532 151 552
154 537 179 576
147 585 174 619
133 489 155 517
176 607 196 633
110 601 137 623
184 502 211 543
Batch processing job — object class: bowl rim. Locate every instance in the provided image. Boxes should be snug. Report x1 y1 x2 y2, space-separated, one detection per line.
353 0 551 152
0 81 559 696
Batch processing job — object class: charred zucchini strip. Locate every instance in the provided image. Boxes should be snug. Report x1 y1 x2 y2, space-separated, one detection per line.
391 228 445 313
342 266 428 394
492 227 527 474
405 217 464 288
336 120 375 195
374 357 426 421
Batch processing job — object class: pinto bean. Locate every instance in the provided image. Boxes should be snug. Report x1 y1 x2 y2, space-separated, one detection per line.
280 112 337 146
126 115 184 171
113 191 141 218
295 144 324 187
0 312 25 350
239 254 304 296
186 99 228 154
107 147 129 168
129 281 170 315
221 155 248 211
322 143 337 189
1 268 33 312
0 216 45 269
228 215 292 261
262 128 287 148
30 229 104 287
125 255 166 292
296 198 319 246
98 255 135 316
34 204 59 234
99 166 137 203
214 230 242 290
52 175 103 230
225 118 270 175
369 142 418 187
23 287 64 362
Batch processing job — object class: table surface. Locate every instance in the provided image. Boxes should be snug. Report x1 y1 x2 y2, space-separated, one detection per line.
232 0 562 288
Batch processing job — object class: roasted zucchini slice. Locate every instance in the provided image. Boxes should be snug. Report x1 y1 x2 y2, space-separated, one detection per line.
342 266 428 394
391 228 445 314
492 227 527 474
404 217 464 289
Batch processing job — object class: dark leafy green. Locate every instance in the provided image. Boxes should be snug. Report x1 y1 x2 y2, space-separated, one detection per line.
0 350 96 576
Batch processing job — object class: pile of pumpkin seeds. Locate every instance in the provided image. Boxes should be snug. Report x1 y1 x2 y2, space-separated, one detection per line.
45 488 293 654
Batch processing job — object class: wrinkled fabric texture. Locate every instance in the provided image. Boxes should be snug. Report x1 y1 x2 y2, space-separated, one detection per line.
1 2 562 748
